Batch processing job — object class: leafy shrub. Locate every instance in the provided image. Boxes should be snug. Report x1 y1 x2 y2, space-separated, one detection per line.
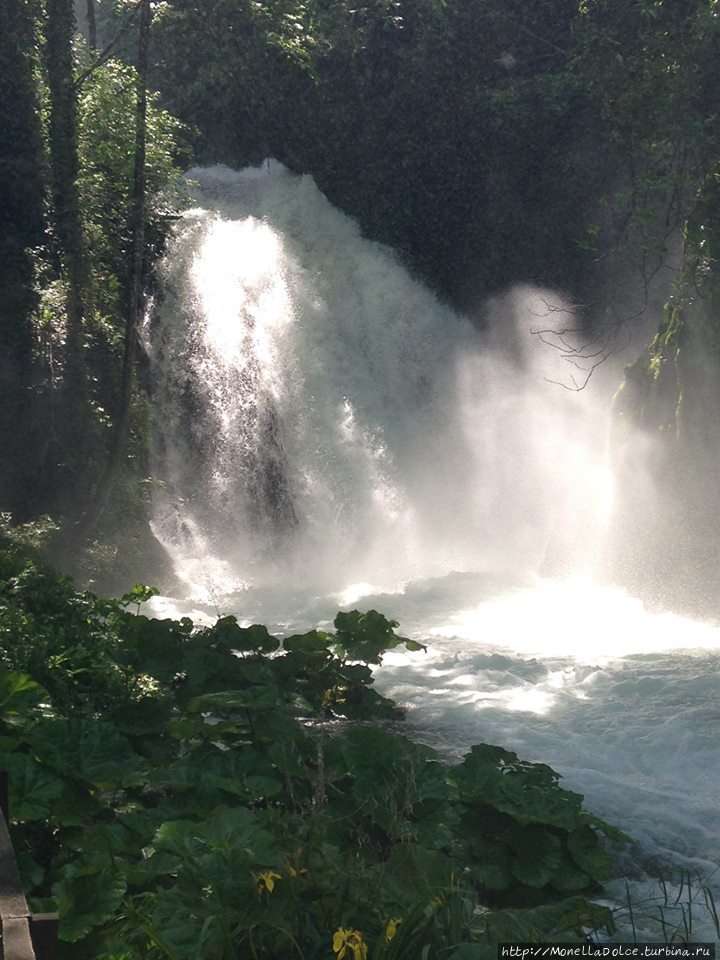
0 541 624 958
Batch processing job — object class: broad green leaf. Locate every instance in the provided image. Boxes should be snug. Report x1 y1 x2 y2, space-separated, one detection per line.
5 753 66 820
567 825 614 881
333 609 417 663
27 896 57 916
404 638 427 652
186 686 279 713
283 630 332 652
467 839 514 891
510 826 563 888
454 744 585 829
16 851 45 891
207 616 279 653
551 858 593 893
111 696 173 738
244 774 283 799
119 584 160 607
62 821 140 860
153 806 279 864
46 778 101 826
581 811 632 843
0 666 43 713
53 866 127 941
385 844 454 899
116 614 184 681
26 718 141 789
124 850 182 884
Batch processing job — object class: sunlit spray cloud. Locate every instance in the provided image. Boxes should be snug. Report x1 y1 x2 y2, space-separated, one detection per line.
455 285 615 576
145 162 621 602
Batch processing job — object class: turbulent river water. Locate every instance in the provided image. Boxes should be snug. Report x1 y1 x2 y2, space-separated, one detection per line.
144 162 720 940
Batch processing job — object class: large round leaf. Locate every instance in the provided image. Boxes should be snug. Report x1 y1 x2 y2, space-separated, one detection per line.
53 866 127 941
510 826 563 888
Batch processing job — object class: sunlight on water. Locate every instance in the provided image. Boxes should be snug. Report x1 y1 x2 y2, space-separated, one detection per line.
192 217 290 364
365 574 720 925
336 581 377 606
428 576 720 660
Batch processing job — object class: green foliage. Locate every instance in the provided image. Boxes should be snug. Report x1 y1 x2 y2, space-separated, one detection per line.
0 3 190 532
0 542 622 958
573 0 720 284
77 56 189 313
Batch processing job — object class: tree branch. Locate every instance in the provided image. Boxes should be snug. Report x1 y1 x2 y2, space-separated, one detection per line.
73 0 142 88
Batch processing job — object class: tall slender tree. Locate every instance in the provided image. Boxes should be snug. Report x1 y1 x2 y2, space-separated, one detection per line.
0 0 48 515
45 0 87 338
44 0 90 500
86 0 97 49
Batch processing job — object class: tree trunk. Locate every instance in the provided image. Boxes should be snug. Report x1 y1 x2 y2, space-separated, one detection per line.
0 0 48 516
45 0 87 340
86 0 97 50
44 0 89 501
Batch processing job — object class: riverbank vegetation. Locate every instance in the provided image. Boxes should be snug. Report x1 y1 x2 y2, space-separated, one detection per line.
0 538 625 957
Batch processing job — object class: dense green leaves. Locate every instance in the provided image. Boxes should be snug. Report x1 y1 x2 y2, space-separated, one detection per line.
0 2 189 545
52 868 128 942
27 718 142 788
0 665 43 715
334 608 423 663
78 53 188 314
4 753 66 821
573 0 720 302
0 544 623 958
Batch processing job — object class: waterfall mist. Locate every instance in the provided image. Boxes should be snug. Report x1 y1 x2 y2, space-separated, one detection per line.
145 162 617 602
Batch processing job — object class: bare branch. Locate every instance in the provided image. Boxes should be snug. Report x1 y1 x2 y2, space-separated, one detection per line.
528 292 639 391
73 0 142 88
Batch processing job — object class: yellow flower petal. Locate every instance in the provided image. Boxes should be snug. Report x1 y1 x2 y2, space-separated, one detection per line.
333 927 366 960
256 870 282 894
333 928 349 953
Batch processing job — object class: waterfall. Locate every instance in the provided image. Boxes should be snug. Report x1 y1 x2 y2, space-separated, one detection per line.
145 161 614 601
144 163 720 928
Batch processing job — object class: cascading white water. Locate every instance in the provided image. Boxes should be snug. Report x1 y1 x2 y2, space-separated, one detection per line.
146 161 614 599
145 162 720 938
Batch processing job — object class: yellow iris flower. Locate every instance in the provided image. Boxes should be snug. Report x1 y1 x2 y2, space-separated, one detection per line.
254 870 282 894
385 917 402 942
332 927 368 960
